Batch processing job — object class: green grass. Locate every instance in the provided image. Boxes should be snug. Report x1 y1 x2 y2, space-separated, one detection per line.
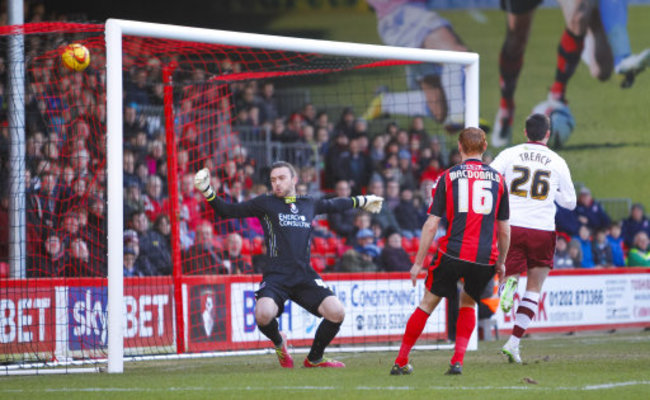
2 330 649 399
268 7 650 210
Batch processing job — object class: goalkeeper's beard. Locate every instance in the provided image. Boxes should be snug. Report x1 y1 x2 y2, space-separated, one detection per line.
273 184 296 198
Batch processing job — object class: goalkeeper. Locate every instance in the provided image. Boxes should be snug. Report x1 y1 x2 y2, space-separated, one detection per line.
194 161 383 368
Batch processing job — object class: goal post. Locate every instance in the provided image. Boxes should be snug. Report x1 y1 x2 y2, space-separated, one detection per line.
104 18 480 374
0 18 480 375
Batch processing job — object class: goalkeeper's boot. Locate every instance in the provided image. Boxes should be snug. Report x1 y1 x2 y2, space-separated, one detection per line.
499 276 518 313
303 357 346 368
444 362 462 375
617 49 650 89
274 332 294 368
491 106 513 148
389 363 413 375
502 340 522 364
362 93 385 121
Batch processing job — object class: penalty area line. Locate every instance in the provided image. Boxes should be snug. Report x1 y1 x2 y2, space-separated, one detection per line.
3 381 650 393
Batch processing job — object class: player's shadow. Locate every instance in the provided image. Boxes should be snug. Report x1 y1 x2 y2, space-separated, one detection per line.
559 142 648 151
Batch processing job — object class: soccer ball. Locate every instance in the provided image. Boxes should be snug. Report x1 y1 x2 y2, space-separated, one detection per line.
531 99 575 149
61 43 90 72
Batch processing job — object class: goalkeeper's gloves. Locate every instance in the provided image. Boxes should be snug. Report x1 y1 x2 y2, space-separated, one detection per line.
194 168 215 199
355 195 384 214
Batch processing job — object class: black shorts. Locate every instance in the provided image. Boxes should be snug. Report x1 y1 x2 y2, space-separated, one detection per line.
425 252 496 304
255 273 334 317
500 0 542 14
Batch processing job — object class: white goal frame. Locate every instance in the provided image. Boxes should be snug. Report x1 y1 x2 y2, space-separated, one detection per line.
105 18 480 374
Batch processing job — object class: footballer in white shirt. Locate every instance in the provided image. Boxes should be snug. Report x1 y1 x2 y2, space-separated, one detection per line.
490 113 577 364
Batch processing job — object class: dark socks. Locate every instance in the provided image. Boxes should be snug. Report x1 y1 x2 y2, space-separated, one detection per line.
307 319 342 362
258 319 283 347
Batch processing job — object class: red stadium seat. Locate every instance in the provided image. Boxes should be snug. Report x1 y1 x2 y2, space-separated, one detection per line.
252 237 264 255
240 239 251 255
316 219 330 230
311 257 326 273
312 237 328 255
402 237 417 253
327 236 344 256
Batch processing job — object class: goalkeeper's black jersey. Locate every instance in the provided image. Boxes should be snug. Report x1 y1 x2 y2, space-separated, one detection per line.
208 194 355 280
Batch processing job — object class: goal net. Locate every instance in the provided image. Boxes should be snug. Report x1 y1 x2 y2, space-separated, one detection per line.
0 20 479 374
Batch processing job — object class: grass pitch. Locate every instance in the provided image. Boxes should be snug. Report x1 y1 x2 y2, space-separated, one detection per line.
2 330 649 400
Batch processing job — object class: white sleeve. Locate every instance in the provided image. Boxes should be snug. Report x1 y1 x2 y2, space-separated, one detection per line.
555 159 576 210
490 149 509 174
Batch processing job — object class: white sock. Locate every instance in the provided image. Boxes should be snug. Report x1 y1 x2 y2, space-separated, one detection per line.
508 291 540 347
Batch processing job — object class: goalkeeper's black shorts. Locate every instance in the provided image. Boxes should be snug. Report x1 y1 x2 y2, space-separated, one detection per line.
255 272 334 317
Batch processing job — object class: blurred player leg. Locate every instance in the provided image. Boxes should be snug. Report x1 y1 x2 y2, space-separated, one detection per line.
549 0 597 102
581 7 614 81
304 296 345 368
392 290 441 372
502 266 550 363
365 3 466 124
598 0 650 87
493 9 536 147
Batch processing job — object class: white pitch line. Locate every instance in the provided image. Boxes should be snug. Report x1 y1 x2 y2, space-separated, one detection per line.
584 381 650 390
3 381 650 393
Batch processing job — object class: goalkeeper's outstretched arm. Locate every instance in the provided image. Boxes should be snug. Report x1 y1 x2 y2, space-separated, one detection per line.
316 194 384 215
194 168 259 219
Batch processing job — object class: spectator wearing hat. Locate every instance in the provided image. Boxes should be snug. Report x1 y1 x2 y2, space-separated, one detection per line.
575 186 611 232
338 228 380 273
378 230 412 272
124 246 147 277
124 228 155 276
397 149 417 190
627 231 650 267
621 203 650 248
354 229 381 257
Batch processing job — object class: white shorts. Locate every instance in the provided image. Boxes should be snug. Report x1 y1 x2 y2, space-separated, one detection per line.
378 3 450 88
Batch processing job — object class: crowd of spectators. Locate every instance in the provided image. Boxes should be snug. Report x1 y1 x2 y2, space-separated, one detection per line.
0 3 649 280
554 188 650 268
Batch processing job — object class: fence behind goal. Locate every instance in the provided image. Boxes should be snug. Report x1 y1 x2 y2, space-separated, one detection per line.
0 20 478 373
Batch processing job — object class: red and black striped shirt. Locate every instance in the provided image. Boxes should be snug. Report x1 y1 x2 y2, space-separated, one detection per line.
428 159 509 265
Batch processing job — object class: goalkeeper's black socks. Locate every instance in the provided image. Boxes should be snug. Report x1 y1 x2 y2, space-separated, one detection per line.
307 319 342 362
258 319 283 347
